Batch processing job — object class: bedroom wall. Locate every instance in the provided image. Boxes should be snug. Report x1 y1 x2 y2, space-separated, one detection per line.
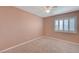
0 7 43 51
43 11 79 43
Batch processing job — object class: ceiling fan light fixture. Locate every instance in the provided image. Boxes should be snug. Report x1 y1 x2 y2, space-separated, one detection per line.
45 9 50 13
43 6 55 13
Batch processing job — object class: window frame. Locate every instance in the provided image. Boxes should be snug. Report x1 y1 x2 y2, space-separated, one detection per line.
54 16 77 33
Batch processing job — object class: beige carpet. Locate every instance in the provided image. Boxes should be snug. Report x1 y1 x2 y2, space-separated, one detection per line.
2 36 79 53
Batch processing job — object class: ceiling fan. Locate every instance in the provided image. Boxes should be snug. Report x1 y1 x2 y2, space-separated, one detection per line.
43 6 56 13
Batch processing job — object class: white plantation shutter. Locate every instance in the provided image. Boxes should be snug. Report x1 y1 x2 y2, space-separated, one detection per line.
54 16 77 33
59 20 63 31
55 20 59 31
64 19 68 32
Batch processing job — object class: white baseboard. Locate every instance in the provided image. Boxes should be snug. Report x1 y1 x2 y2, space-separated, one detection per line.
43 36 79 45
0 36 79 53
0 36 43 53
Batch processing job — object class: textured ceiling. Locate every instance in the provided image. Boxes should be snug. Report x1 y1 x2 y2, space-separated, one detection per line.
16 6 79 17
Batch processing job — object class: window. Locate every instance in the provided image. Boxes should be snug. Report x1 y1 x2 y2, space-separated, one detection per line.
55 20 59 31
64 19 68 32
59 20 63 31
54 16 77 33
69 17 76 32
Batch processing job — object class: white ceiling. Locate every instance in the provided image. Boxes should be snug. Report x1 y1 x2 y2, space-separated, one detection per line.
16 6 79 17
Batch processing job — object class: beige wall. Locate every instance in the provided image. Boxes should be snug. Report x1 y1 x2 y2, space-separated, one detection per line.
0 7 43 50
43 11 79 43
